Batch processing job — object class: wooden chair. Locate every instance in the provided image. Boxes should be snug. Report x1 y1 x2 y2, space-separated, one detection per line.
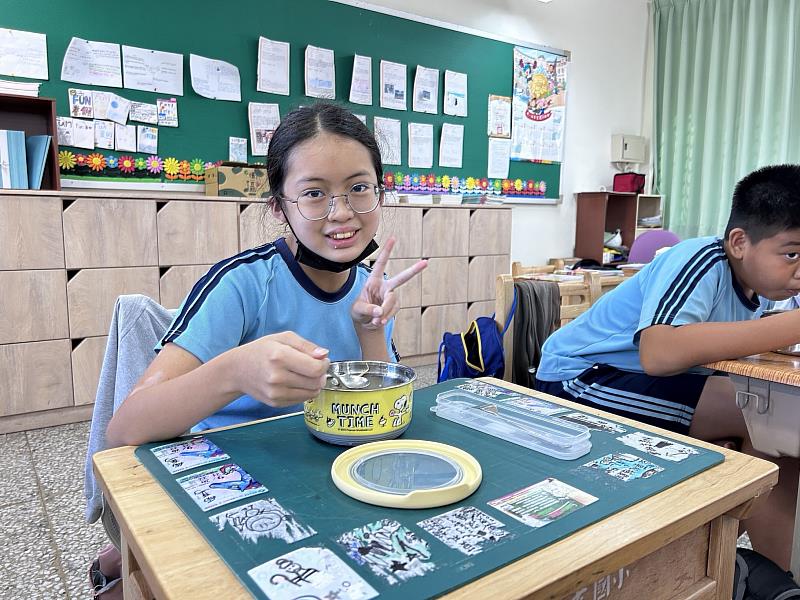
495 271 601 381
512 260 625 297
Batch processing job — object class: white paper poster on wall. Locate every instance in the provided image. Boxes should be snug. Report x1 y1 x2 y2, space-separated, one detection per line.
61 37 122 88
229 136 248 163
443 70 467 117
305 46 335 99
373 116 401 165
408 123 433 169
257 37 290 96
349 55 372 105
122 45 183 96
137 125 158 154
439 123 464 168
114 124 136 152
56 117 74 147
412 66 439 114
190 54 241 102
94 120 115 149
72 119 95 150
0 28 48 80
248 102 280 155
487 137 511 179
379 60 407 111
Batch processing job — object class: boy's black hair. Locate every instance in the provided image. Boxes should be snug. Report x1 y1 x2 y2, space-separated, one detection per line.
266 102 382 197
725 164 800 242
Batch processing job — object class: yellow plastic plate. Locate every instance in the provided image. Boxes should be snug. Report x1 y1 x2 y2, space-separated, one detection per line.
331 439 482 509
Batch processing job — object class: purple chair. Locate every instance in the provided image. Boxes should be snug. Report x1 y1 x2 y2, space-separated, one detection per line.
628 230 680 263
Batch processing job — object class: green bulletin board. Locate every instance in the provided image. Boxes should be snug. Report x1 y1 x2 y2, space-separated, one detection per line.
3 0 565 197
135 379 722 599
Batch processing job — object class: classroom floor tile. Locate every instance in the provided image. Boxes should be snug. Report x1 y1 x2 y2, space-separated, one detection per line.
0 432 38 509
1 497 67 599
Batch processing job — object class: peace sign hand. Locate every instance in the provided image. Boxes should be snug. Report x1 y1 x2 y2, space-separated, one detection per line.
351 237 427 330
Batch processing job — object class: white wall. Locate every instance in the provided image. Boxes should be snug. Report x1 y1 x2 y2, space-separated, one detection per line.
360 0 650 265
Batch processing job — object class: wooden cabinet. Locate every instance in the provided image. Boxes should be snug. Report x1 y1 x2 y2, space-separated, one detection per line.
0 190 511 432
574 192 638 264
0 94 60 190
377 205 510 362
575 192 667 263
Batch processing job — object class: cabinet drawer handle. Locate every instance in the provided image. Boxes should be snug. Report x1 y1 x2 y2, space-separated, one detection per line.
756 395 770 415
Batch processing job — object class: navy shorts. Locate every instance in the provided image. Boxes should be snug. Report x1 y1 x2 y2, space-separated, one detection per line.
534 364 716 435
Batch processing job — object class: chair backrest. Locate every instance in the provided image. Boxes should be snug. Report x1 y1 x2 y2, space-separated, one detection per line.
495 271 600 381
84 294 175 535
511 262 555 277
628 230 680 263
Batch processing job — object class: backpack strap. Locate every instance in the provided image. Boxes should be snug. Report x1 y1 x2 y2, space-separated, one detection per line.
500 286 518 337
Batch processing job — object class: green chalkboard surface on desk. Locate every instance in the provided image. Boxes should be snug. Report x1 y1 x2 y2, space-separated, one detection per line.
135 378 722 600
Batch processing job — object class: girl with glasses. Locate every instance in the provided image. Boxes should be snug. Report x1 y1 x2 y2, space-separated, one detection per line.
108 103 426 446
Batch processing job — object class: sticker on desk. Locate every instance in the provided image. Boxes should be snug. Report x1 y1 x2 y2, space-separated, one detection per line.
337 518 436 585
248 546 377 600
177 463 267 512
583 452 664 482
455 380 508 398
617 431 699 462
210 497 316 544
417 505 511 556
150 436 229 474
502 395 570 416
488 478 597 528
558 412 626 433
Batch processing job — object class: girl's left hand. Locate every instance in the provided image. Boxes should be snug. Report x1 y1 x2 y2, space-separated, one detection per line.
351 237 427 330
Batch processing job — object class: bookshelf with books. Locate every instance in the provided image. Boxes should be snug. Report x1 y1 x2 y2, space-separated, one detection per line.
0 94 59 190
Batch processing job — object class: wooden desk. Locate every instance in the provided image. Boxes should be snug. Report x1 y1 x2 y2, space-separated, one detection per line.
706 353 800 577
94 379 776 600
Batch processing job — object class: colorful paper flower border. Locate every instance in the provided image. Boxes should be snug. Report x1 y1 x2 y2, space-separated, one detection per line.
59 150 219 182
383 171 548 197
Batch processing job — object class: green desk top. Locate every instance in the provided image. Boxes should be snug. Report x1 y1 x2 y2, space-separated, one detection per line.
135 378 722 600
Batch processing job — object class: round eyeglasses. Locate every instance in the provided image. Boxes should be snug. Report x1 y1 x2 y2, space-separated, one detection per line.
279 183 384 221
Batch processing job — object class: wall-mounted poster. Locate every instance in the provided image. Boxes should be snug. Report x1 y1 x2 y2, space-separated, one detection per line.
510 47 568 163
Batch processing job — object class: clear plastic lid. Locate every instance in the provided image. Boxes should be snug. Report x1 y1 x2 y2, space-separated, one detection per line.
431 389 592 460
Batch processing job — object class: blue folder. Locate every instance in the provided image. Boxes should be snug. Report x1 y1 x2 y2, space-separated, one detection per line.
25 135 51 190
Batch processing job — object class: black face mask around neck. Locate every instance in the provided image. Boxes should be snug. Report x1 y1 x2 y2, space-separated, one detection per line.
294 236 379 273
280 204 379 273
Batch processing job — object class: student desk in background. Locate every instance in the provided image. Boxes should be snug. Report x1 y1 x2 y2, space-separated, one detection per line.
93 379 776 600
706 352 800 578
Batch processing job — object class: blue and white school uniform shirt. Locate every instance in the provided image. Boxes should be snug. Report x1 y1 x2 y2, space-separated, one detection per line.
158 237 395 432
537 236 769 382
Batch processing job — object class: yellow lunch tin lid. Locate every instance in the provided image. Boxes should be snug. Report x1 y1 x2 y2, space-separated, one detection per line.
331 439 482 509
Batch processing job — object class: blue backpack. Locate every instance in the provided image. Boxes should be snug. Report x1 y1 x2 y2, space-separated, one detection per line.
437 289 517 383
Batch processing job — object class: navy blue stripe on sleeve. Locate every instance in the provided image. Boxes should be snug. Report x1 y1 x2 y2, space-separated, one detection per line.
651 241 725 326
161 244 277 346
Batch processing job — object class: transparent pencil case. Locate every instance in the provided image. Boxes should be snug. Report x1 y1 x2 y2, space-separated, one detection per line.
431 389 591 460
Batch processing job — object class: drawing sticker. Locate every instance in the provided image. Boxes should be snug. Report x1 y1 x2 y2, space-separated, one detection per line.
248 546 378 600
503 396 570 415
455 380 507 398
417 505 511 555
617 431 699 462
558 412 627 433
337 518 436 585
583 452 664 482
488 478 597 528
150 436 229 474
177 463 267 512
210 497 317 544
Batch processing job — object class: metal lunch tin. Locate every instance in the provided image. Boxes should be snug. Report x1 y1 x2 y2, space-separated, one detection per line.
303 361 416 445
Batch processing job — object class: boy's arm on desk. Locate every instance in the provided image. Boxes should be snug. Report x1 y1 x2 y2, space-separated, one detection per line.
639 309 800 376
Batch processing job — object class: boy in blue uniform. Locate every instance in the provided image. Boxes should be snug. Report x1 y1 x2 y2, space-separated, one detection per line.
536 164 800 569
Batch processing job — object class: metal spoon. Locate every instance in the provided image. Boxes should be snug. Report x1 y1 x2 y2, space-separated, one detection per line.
326 368 370 389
